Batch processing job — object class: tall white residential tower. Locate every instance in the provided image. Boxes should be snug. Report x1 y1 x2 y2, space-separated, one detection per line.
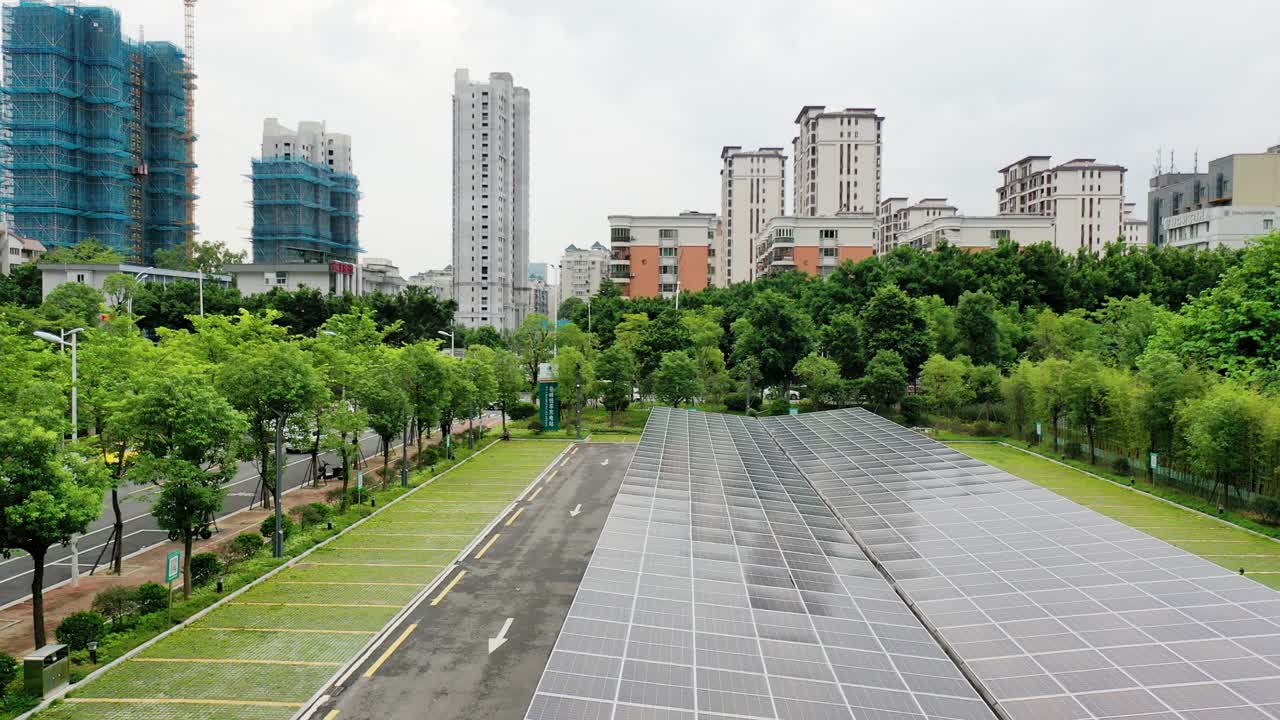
452 69 530 330
792 106 883 217
719 146 785 285
998 155 1127 254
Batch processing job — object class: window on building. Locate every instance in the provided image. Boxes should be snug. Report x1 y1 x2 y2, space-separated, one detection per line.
819 229 838 239
990 229 1010 241
1264 218 1273 230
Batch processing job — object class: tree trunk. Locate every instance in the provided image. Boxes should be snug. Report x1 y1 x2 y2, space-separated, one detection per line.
182 533 194 600
415 416 423 455
111 487 124 574
31 547 47 647
1087 426 1096 465
260 444 272 509
381 439 391 487
339 432 352 510
501 404 507 433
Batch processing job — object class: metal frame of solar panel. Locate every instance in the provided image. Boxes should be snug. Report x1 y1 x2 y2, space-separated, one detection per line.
525 408 995 720
765 408 1280 720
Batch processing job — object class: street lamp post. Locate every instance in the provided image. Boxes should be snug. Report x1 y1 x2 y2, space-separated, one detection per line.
575 364 584 440
401 419 410 487
436 330 455 458
548 263 560 357
129 267 155 316
34 328 84 439
273 411 285 558
436 329 455 356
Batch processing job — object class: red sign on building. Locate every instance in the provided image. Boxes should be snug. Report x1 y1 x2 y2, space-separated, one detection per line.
330 261 355 275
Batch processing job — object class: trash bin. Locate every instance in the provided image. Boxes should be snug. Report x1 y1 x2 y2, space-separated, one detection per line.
23 644 69 697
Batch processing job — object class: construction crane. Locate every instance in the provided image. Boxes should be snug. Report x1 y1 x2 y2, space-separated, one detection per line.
183 0 197 246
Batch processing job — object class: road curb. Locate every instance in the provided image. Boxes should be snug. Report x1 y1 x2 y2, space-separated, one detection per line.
14 437 485 720
293 439 576 720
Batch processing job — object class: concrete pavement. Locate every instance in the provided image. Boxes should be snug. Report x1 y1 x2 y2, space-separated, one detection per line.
313 441 633 720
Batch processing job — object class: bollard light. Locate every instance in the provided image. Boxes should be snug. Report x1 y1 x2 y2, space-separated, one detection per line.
327 520 334 530
216 575 224 593
87 641 98 664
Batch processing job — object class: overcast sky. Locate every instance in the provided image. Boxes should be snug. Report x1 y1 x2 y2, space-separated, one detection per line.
109 0 1280 276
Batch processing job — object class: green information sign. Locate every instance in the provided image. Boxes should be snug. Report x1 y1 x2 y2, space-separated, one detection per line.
165 550 182 583
539 381 561 431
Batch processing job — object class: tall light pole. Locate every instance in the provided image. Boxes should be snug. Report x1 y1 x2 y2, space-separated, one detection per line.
436 329 455 356
547 263 560 357
272 411 285 558
129 267 155 316
34 328 85 439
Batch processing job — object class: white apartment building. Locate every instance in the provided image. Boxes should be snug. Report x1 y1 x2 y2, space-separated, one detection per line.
261 118 352 173
877 197 957 254
558 241 609 303
755 214 876 278
361 258 406 295
792 106 883 217
904 215 1056 252
998 156 1127 253
452 69 530 331
719 146 785 285
1122 204 1148 247
408 266 454 301
1161 207 1279 250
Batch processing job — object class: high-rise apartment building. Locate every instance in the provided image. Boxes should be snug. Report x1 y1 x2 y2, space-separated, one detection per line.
608 212 716 299
0 3 195 262
755 214 876 278
452 69 530 331
558 242 609 303
998 156 1126 254
251 119 359 264
792 106 883 218
719 146 785 285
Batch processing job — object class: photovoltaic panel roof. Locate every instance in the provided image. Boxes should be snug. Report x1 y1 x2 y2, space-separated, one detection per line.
766 408 1280 720
525 408 995 720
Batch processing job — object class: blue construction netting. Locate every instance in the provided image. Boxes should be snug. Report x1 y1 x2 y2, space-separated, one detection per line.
0 3 194 262
250 158 360 264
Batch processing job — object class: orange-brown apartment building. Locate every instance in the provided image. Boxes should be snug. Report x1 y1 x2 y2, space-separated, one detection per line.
755 213 876 278
608 212 718 298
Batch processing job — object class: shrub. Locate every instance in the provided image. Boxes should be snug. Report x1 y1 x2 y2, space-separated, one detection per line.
525 418 543 433
260 514 297 542
724 393 747 412
0 652 18 698
290 502 333 529
91 586 138 626
189 553 223 587
222 533 265 565
1253 496 1280 524
1111 456 1132 477
899 395 927 426
766 395 792 417
508 402 537 421
1063 442 1084 460
972 420 1003 438
134 582 170 615
55 611 107 651
419 446 439 467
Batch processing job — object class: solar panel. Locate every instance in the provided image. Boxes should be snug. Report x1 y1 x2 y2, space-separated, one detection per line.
525 407 996 720
766 409 1280 720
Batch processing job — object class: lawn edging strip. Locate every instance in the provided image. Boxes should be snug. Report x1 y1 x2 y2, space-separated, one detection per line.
293 440 575 720
17 438 495 720
951 439 1280 546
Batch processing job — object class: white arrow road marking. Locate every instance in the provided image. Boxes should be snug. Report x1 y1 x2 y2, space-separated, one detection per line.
569 504 582 518
488 617 514 654
601 458 609 466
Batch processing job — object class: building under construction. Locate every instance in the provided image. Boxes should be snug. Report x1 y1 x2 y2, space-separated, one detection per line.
251 118 360 264
0 2 196 263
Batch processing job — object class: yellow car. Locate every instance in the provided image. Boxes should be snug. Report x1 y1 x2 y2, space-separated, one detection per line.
103 449 138 466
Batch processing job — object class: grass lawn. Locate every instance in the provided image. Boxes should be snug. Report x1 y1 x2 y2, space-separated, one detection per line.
952 442 1280 589
35 440 569 720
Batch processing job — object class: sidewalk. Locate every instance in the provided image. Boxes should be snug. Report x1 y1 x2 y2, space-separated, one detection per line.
0 416 501 657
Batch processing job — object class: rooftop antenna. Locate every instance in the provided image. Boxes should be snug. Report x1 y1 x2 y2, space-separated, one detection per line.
1170 149 1178 174
1193 148 1199 174
1153 147 1163 176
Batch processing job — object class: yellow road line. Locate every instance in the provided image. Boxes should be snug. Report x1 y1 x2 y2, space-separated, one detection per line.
430 570 466 607
547 470 558 481
571 446 578 455
276 581 420 587
132 657 341 667
324 546 460 551
191 627 374 635
364 623 417 677
324 711 340 720
529 485 544 501
505 507 525 527
66 698 302 708
474 534 501 559
230 602 402 608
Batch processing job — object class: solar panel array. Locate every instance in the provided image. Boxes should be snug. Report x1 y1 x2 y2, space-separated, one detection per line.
769 409 1280 720
525 408 995 720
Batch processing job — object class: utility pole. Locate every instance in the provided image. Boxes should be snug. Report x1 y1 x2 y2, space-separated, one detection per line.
273 413 285 558
400 419 410 487
745 363 754 415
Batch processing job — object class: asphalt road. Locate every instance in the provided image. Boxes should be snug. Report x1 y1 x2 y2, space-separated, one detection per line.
0 411 505 610
317 441 633 720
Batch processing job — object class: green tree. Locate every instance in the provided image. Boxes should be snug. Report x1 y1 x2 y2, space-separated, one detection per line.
219 341 327 507
860 285 929 379
920 354 975 417
1062 354 1108 463
1092 294 1168 369
918 295 959 359
594 345 636 426
731 290 814 388
1033 358 1071 449
955 290 1001 366
819 311 866 378
1003 360 1038 440
438 357 476 457
1135 350 1209 459
794 353 843 409
356 348 412 486
464 325 504 349
860 350 908 414
40 282 104 328
38 238 123 265
510 313 554 389
462 351 498 444
653 351 702 407
0 420 105 647
1178 382 1267 508
401 340 448 449
124 368 245 598
488 347 525 433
